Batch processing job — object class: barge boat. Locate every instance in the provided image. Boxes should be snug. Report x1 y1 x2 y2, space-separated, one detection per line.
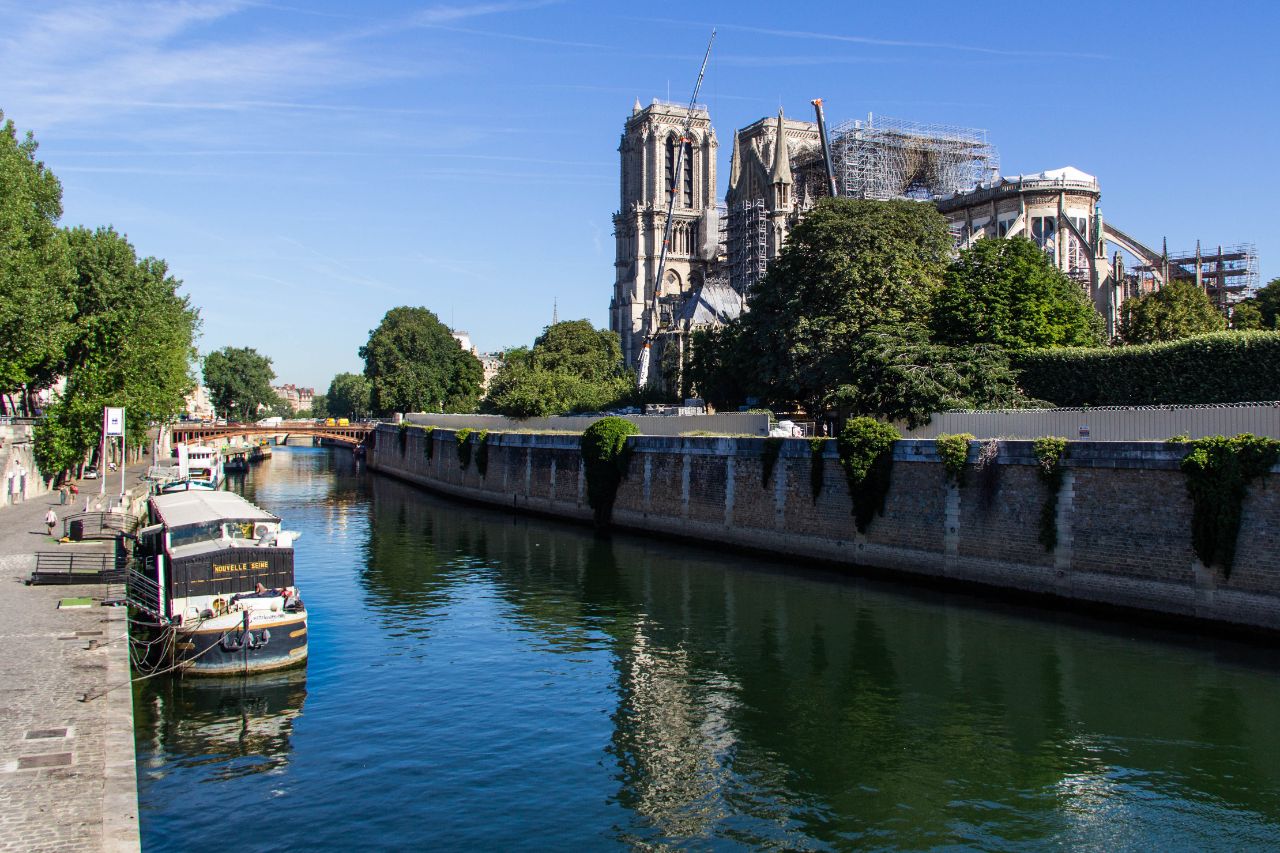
131 490 306 676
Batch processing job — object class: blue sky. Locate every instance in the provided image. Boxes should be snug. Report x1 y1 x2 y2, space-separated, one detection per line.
4 0 1277 389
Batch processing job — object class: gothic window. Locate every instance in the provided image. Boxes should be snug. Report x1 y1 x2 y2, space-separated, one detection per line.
682 140 694 208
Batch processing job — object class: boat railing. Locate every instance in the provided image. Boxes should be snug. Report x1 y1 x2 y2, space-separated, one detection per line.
124 561 165 621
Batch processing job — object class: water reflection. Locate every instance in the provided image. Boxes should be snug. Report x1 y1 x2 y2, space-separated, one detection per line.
134 670 307 782
138 449 1280 851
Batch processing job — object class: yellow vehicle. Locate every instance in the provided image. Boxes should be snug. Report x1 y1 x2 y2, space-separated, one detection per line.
337 418 350 426
324 418 336 426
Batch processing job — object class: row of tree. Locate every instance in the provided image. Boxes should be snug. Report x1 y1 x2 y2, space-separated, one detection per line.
0 114 201 476
687 198 1277 425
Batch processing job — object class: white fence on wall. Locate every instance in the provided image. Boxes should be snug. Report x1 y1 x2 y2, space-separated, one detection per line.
403 412 771 437
902 402 1280 441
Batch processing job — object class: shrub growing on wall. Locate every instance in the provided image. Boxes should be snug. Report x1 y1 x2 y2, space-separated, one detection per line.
1032 437 1069 551
398 422 408 454
475 430 490 478
580 416 638 525
935 433 974 487
976 438 1000 509
455 428 473 469
422 425 435 460
836 418 901 532
761 436 784 488
1180 434 1280 576
809 438 827 502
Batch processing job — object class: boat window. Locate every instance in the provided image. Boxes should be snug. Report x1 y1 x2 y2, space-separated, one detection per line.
224 521 257 539
168 520 223 549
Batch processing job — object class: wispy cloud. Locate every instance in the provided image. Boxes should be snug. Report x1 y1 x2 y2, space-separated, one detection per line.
630 17 1108 60
409 0 563 26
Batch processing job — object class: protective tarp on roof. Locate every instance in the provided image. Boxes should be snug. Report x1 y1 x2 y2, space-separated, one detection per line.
678 280 743 327
1017 166 1097 184
150 490 278 529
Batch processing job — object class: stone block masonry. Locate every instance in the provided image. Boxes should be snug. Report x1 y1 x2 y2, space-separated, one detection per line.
370 426 1280 635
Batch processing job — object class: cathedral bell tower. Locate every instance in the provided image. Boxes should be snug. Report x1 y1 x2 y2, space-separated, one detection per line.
610 99 719 369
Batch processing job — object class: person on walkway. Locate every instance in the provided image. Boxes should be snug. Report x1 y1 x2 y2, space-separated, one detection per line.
45 508 57 537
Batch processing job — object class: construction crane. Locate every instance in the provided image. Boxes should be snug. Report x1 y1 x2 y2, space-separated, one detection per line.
637 29 716 389
811 98 838 198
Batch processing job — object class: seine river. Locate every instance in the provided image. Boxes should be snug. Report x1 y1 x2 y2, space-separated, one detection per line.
135 447 1280 851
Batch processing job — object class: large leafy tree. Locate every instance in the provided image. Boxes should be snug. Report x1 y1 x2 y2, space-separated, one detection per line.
932 236 1104 349
728 198 955 414
1232 277 1280 331
326 372 371 418
202 346 277 421
1119 280 1226 344
35 227 199 473
360 306 482 415
482 321 634 417
0 112 74 410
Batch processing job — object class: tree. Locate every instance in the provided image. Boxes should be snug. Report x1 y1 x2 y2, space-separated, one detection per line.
0 112 74 410
730 198 955 414
1233 277 1280 331
326 373 370 418
203 346 277 421
1231 300 1263 330
34 227 199 474
932 237 1104 349
1119 280 1226 344
305 393 329 418
360 307 482 415
481 321 634 417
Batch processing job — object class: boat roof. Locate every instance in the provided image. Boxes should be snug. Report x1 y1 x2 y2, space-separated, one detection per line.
150 490 279 529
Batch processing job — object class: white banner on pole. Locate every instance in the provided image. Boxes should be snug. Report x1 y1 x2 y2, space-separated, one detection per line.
104 407 125 436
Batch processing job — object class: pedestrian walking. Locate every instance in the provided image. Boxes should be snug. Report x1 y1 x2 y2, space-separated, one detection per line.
45 508 58 537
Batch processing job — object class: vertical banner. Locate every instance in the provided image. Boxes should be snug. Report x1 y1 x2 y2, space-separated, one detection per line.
104 407 124 436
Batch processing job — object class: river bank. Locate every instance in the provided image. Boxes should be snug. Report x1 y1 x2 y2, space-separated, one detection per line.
0 463 141 852
367 426 1280 637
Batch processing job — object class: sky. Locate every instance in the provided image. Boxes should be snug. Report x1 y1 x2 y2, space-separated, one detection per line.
3 0 1278 390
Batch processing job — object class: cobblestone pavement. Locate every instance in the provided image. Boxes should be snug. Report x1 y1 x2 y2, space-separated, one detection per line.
0 468 142 852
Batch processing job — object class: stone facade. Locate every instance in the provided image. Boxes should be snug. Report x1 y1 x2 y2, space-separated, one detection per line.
369 425 1280 635
610 100 720 369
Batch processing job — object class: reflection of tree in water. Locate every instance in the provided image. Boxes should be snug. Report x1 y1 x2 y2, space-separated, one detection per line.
134 669 307 782
357 460 1280 848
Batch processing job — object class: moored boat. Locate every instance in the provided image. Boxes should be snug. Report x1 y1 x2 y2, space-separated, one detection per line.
157 443 223 493
130 490 307 676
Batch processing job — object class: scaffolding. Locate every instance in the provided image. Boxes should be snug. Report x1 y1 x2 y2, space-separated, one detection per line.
728 199 768 294
1131 243 1260 306
830 114 998 201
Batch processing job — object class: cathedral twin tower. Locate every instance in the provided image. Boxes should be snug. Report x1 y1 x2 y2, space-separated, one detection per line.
610 99 824 375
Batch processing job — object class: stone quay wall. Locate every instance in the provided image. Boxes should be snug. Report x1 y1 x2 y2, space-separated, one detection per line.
367 425 1280 634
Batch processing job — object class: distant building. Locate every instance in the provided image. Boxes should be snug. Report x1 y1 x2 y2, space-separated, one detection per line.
273 384 314 413
185 385 214 419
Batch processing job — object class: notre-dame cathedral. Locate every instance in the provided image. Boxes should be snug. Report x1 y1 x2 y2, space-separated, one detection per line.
610 99 830 392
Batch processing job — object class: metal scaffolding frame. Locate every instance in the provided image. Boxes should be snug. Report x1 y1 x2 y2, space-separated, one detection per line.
1131 242 1260 305
728 199 768 294
830 114 998 202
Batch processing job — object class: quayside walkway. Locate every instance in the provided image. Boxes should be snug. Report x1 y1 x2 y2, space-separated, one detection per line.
0 468 140 852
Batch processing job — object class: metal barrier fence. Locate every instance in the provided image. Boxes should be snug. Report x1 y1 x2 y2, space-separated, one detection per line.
61 512 140 541
902 402 1280 441
403 411 771 437
28 551 126 585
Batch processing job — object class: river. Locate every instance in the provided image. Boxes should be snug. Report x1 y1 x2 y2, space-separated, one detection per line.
134 446 1280 851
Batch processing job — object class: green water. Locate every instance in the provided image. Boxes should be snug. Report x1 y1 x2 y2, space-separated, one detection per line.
135 447 1280 850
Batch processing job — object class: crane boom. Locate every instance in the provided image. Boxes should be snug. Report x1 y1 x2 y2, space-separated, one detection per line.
811 98 838 199
638 29 716 388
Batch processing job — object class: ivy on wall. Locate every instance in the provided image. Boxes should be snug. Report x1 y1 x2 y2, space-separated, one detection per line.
398 422 408 454
935 433 974 487
809 438 827 502
455 428 473 469
475 430 490 478
761 437 784 488
837 418 901 532
423 425 435 460
580 416 638 525
975 438 1000 509
1032 437 1069 551
1180 434 1280 576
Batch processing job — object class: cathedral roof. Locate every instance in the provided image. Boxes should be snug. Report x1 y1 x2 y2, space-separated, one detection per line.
678 279 743 327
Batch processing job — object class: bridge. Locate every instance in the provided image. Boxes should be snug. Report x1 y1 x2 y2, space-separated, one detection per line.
170 421 374 447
